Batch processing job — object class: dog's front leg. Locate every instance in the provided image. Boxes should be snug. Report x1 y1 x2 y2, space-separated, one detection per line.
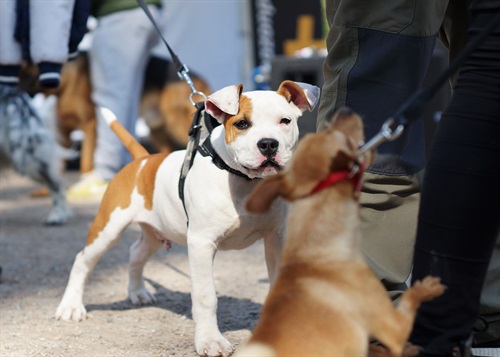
263 231 285 287
188 235 232 357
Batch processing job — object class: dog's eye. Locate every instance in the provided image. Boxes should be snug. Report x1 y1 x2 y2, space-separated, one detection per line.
234 120 250 130
280 118 291 125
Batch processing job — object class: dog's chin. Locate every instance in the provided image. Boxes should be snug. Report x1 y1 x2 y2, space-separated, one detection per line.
244 160 282 179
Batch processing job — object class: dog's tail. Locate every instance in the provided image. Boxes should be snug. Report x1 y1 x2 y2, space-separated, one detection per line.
99 107 149 160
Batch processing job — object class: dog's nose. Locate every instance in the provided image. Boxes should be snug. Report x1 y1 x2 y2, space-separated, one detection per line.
257 138 279 157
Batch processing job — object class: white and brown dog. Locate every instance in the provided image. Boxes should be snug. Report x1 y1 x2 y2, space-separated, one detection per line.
237 108 445 357
55 80 320 356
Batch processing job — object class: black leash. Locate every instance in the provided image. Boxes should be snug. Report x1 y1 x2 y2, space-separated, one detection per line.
136 0 211 226
357 6 500 157
136 0 206 104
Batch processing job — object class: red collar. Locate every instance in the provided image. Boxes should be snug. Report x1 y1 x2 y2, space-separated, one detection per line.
309 163 365 198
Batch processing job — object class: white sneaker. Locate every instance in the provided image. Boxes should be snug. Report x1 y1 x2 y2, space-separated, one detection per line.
472 348 500 357
66 171 108 202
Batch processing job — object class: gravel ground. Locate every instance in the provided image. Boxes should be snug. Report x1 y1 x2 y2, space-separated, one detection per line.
0 170 269 356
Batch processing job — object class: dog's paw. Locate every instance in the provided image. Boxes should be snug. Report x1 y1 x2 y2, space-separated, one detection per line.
411 276 446 302
44 205 72 226
55 302 87 321
368 342 421 357
402 342 423 357
129 288 156 305
196 333 233 357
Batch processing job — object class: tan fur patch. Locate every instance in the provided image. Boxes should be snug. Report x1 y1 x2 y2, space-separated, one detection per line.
223 95 253 144
276 80 310 111
109 121 149 160
86 160 141 246
86 153 167 245
137 153 167 210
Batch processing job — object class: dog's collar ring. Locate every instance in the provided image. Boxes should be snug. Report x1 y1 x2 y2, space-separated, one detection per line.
189 91 207 107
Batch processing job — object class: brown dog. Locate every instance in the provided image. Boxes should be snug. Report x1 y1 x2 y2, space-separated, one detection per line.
141 73 211 154
53 54 211 173
239 108 445 357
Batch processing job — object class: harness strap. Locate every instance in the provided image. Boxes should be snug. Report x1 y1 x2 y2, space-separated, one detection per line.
178 103 252 226
178 102 206 224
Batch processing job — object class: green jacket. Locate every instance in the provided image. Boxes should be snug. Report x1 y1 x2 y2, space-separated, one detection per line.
91 0 162 18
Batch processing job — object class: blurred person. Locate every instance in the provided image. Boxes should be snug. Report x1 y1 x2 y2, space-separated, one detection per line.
67 0 161 200
318 0 499 351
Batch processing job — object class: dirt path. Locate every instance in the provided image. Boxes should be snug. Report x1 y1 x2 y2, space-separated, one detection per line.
0 170 269 356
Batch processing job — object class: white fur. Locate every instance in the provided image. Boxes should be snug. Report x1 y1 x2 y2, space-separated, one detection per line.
55 82 319 356
99 106 117 126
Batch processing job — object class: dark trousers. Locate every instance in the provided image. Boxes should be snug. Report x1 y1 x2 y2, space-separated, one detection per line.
318 0 500 350
410 1 500 353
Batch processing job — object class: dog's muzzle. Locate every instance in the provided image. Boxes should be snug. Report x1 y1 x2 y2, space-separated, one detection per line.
257 138 279 158
261 159 281 169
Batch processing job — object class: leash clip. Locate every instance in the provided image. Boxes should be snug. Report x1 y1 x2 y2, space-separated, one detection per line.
357 117 404 156
350 118 404 178
177 64 207 106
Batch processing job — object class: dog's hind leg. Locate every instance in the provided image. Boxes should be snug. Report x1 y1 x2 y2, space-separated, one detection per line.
264 231 284 286
127 223 163 305
55 205 135 321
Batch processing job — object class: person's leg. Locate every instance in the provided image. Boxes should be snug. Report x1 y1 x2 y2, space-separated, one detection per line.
473 235 500 347
0 0 22 86
67 6 159 200
30 0 76 88
318 0 448 298
91 6 159 181
410 2 500 353
417 4 500 349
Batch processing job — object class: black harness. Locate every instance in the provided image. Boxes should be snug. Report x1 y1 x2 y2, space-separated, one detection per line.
178 102 252 225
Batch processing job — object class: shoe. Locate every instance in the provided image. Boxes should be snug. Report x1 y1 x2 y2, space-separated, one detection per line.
452 336 500 357
472 346 500 357
66 171 108 202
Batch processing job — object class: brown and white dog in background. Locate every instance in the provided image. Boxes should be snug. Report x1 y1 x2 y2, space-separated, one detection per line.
239 108 446 357
52 53 211 174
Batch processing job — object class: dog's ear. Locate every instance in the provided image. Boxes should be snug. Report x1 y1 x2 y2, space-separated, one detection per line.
277 80 320 113
205 84 243 123
327 108 366 171
329 107 364 143
246 173 286 213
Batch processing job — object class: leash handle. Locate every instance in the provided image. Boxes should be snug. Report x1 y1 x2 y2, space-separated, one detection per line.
136 0 206 104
